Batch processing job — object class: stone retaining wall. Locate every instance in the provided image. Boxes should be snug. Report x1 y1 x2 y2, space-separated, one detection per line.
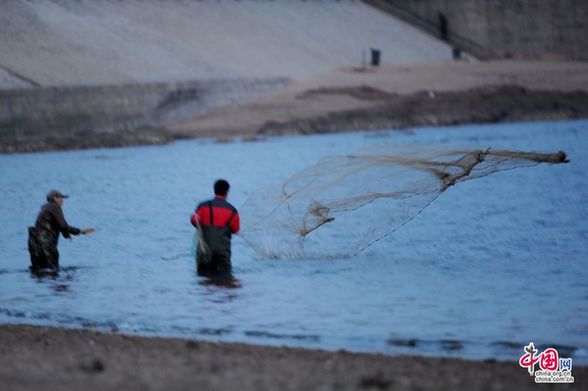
0 78 289 152
368 0 588 60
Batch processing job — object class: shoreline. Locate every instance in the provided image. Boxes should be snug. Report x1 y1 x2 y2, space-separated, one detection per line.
2 324 584 390
2 61 588 153
167 61 588 141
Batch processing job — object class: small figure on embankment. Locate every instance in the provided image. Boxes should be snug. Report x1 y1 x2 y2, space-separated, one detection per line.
28 190 94 271
191 180 240 278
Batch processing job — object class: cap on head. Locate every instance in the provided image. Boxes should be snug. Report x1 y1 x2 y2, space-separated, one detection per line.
214 179 230 196
46 190 69 201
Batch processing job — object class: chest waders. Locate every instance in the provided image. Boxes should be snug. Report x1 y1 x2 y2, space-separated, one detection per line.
28 225 60 269
197 201 235 273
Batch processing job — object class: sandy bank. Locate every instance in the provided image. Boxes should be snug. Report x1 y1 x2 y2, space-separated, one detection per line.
1 324 584 391
168 61 588 140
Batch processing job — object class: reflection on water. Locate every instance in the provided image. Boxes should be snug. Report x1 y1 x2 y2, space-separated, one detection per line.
198 272 242 290
29 266 78 294
1 120 587 364
29 267 60 279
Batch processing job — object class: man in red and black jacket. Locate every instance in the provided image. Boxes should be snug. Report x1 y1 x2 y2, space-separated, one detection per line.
191 179 240 275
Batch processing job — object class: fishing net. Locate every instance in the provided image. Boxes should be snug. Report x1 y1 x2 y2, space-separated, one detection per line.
238 147 568 259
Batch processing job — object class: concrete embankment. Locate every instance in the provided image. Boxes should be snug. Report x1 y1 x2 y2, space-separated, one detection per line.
0 0 451 88
0 0 453 153
0 78 288 153
2 2 587 153
368 0 588 61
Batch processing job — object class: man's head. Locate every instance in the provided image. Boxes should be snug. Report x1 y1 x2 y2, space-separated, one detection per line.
214 179 230 197
46 190 68 205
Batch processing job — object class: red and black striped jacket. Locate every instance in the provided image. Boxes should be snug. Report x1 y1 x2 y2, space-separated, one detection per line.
191 196 240 234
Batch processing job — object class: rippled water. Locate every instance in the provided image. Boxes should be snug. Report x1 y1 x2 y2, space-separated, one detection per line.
1 120 587 364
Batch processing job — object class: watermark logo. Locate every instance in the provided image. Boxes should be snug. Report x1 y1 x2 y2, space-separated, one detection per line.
519 342 574 383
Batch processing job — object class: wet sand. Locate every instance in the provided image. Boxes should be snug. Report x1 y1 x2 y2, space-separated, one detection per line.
0 324 584 390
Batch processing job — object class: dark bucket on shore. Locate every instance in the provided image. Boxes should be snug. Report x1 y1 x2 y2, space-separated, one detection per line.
452 47 462 60
370 49 381 67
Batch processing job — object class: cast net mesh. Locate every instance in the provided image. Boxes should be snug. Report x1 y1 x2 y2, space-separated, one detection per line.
238 147 568 259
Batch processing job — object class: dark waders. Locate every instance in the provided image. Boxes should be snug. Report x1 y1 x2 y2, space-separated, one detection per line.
197 202 235 276
28 226 59 270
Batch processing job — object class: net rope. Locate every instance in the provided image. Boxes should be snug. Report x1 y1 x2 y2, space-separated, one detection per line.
238 147 568 259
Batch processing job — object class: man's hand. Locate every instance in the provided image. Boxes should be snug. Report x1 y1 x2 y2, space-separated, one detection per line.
81 227 95 235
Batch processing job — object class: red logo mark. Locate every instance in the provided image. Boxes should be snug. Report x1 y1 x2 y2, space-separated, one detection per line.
519 342 540 375
540 348 559 371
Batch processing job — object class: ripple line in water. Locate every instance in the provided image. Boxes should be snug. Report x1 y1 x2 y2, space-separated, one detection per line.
198 328 233 336
245 330 320 342
388 338 464 352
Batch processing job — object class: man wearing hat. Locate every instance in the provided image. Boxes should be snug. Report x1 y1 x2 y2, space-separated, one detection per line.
28 190 95 270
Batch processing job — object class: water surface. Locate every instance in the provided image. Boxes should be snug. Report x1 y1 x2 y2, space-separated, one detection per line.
1 120 587 364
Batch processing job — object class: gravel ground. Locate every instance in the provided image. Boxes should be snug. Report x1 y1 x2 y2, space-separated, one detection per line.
1 324 585 391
